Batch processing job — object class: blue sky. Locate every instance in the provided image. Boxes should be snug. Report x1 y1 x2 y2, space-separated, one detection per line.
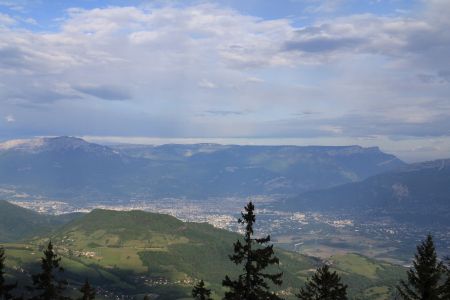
0 0 418 31
1 0 450 161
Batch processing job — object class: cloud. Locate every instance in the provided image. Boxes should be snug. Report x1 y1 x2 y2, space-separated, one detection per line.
74 84 132 101
283 3 450 70
303 0 346 14
292 111 320 118
0 46 28 69
4 114 15 123
0 0 32 12
204 110 246 116
0 1 449 162
417 70 450 84
1 83 81 104
262 111 450 139
285 35 363 53
198 79 217 89
0 12 15 26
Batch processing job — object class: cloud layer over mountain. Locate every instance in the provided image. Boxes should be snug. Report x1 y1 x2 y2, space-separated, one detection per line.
0 0 449 161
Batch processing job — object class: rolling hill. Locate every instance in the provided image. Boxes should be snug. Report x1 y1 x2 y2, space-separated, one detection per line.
0 200 82 242
1 204 405 299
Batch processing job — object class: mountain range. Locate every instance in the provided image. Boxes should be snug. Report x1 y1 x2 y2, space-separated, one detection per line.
0 136 405 202
1 135 449 230
0 137 450 224
285 159 450 225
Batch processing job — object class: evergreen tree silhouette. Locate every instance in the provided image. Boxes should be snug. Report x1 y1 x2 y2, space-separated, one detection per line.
397 234 444 300
296 265 347 300
441 257 450 299
222 201 283 300
78 279 95 300
0 247 17 300
31 241 69 300
192 280 212 300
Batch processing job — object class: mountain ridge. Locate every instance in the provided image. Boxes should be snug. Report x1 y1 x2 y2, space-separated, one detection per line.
285 157 450 225
0 136 406 202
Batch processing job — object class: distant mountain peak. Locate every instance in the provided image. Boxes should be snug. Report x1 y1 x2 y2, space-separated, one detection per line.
0 136 117 154
41 136 98 151
46 136 85 143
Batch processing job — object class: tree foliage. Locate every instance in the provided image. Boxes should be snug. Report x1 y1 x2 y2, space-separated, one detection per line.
397 235 444 300
441 258 450 299
192 280 212 300
222 201 283 300
0 247 17 300
31 241 69 300
296 265 347 300
78 279 95 300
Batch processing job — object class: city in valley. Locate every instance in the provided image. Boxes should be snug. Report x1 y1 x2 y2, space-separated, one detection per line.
10 197 450 266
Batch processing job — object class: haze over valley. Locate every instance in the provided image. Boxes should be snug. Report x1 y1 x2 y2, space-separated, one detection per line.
1 136 449 267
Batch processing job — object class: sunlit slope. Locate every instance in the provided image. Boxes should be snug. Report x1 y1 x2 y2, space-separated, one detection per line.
1 206 405 299
49 209 316 297
29 209 403 298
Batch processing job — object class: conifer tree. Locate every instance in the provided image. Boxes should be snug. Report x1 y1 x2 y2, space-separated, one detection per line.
78 279 95 300
441 258 450 299
31 241 69 300
222 201 283 300
192 280 212 300
397 234 444 300
0 247 17 300
296 265 347 300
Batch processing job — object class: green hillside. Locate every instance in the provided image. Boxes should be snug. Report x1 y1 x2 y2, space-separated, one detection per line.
1 208 406 299
0 200 82 242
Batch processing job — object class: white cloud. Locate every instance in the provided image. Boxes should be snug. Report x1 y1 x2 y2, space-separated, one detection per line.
303 0 346 14
5 114 15 122
198 79 216 89
0 0 32 12
0 12 15 26
0 1 449 162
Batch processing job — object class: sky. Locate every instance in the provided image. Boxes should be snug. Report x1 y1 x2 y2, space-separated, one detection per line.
0 0 449 162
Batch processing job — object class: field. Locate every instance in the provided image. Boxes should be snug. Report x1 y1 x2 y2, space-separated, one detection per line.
1 208 406 299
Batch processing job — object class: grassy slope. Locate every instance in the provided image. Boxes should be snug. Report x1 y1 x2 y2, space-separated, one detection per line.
1 209 405 299
0 200 82 242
